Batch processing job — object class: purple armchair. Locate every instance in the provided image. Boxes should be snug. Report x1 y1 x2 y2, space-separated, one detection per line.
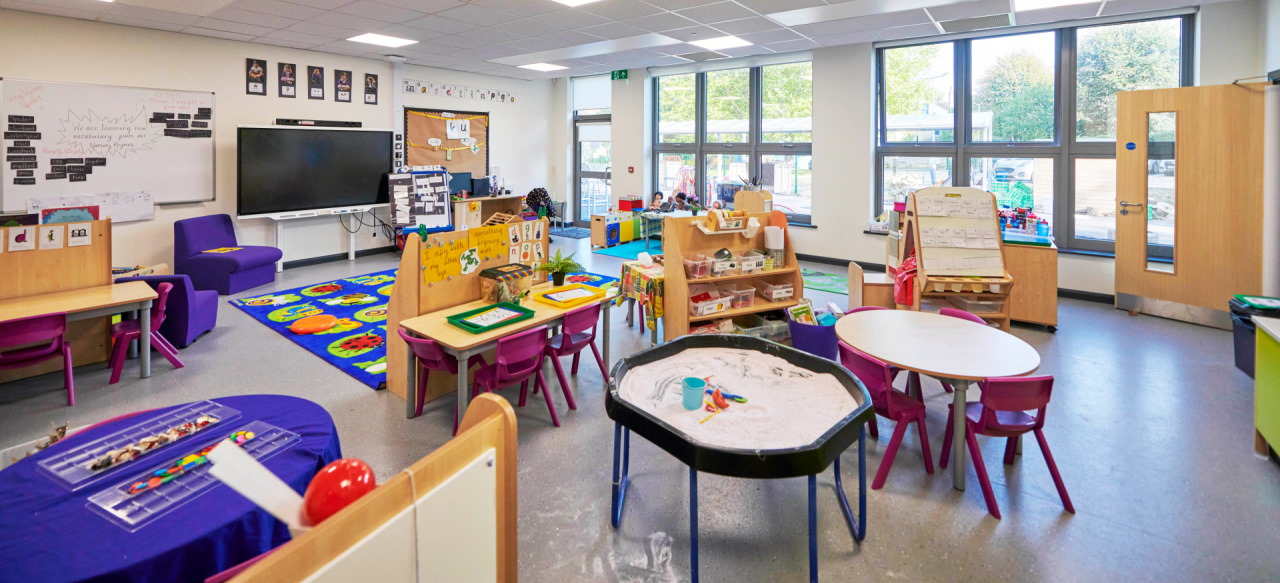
115 274 218 348
174 215 282 295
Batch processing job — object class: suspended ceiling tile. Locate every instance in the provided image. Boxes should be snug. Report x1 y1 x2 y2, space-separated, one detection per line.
206 6 298 28
255 37 317 49
792 17 867 38
530 8 611 29
927 0 1014 21
261 29 337 44
625 11 699 32
307 11 388 31
762 38 821 52
372 23 450 42
374 0 462 12
646 0 722 9
334 1 427 23
713 16 785 35
437 3 521 26
675 1 758 25
662 24 726 42
107 3 203 25
193 17 276 36
99 14 187 31
116 0 236 17
465 27 529 44
227 0 326 20
493 18 564 37
472 0 567 18
578 22 651 39
578 0 664 22
0 0 106 20
737 0 826 12
739 27 805 44
184 26 257 41
286 20 369 37
402 14 482 33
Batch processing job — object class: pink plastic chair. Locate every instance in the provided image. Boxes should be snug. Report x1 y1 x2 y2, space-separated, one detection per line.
838 341 934 489
108 282 184 384
940 375 1074 519
844 305 888 315
545 303 608 409
397 329 460 420
0 313 75 406
940 307 987 326
470 326 561 426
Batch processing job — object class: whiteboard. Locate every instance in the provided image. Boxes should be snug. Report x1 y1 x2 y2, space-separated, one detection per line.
1 79 215 212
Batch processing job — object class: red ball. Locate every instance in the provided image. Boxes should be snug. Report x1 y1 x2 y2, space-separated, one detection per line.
303 458 376 526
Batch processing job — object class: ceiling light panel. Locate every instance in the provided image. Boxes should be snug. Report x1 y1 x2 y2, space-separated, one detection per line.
688 35 752 50
519 62 568 71
348 32 418 47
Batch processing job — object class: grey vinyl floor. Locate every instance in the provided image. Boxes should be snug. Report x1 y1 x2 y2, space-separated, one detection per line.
2 234 1278 582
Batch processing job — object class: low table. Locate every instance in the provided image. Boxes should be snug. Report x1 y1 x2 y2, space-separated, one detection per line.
606 335 873 583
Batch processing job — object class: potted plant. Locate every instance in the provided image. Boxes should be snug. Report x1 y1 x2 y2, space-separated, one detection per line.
537 249 584 286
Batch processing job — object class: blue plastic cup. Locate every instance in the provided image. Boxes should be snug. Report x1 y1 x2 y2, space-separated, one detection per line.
682 377 707 410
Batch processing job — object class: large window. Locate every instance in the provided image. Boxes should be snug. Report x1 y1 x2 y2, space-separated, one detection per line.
875 16 1190 252
654 60 813 222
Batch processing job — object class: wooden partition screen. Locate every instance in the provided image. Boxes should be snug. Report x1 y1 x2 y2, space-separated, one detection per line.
0 219 113 382
233 394 519 583
386 219 550 406
404 108 490 178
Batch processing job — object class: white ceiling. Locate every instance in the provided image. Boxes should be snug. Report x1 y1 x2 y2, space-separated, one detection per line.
0 0 1211 80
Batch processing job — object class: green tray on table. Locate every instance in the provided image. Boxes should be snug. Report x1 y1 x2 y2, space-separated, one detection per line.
446 302 537 334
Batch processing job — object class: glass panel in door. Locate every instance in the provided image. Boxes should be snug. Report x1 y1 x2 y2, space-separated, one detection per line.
1146 112 1176 272
576 121 611 225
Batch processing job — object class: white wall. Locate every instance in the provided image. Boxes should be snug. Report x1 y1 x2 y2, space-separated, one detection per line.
0 8 552 268
609 70 652 206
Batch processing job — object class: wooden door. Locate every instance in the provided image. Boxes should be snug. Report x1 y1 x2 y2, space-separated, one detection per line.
1115 84 1265 314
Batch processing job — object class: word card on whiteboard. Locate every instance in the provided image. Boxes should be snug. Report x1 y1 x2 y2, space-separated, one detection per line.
912 187 1005 277
1 79 215 212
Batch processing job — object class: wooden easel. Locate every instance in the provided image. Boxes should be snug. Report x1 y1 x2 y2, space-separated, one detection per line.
0 219 114 382
899 188 1014 330
386 219 549 405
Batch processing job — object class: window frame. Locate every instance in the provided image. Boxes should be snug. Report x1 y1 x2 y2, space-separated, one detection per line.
653 60 814 225
874 14 1193 254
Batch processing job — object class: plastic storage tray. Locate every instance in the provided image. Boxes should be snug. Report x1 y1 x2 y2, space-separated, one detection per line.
690 294 732 317
683 254 713 280
37 400 240 491
947 295 1005 314
446 302 537 334
735 314 790 343
738 250 766 274
754 281 795 302
711 256 740 277
87 420 300 532
532 284 605 310
720 285 757 309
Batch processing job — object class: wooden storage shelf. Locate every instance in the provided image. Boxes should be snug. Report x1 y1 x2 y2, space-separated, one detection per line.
662 212 804 341
686 267 798 284
689 299 800 323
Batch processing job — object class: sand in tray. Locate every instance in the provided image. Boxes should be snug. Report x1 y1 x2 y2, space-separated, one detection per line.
617 347 857 451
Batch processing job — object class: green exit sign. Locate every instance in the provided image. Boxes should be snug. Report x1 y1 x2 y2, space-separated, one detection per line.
611 70 629 81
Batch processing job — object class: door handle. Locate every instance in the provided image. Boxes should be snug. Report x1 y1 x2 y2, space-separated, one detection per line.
1119 201 1145 207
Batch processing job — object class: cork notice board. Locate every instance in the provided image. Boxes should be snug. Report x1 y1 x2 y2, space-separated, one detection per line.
405 108 490 178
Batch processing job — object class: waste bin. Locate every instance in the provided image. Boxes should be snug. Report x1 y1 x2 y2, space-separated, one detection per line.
1230 296 1280 378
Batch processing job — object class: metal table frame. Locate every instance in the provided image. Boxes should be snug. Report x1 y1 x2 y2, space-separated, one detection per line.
611 424 867 583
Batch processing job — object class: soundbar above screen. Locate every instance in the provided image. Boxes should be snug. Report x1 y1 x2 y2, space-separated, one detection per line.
237 126 392 217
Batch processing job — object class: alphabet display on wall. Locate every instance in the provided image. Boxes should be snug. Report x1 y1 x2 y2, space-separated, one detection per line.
403 79 516 104
246 58 267 96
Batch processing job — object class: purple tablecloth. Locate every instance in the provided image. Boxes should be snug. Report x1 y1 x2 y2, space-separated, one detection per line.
0 395 341 583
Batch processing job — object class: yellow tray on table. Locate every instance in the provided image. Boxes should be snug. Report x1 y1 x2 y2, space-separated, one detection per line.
532 284 605 310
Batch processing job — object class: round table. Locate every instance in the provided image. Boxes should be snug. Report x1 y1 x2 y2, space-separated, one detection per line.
606 334 873 583
835 310 1040 491
0 395 341 583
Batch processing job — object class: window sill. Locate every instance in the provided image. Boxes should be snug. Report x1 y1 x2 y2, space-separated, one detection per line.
789 222 817 229
862 230 888 236
1057 247 1114 260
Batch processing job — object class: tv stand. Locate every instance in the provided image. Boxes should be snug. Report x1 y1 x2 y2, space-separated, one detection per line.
241 205 388 272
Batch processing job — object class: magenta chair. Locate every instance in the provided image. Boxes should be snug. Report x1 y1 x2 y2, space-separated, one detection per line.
397 329 460 420
471 326 561 426
545 303 608 410
940 307 987 326
839 341 934 489
108 282 184 384
940 375 1074 519
844 305 888 315
0 313 75 406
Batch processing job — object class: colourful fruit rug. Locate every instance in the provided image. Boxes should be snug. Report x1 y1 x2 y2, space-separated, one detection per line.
229 269 397 389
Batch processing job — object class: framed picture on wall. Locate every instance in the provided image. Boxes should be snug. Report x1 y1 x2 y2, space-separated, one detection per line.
279 63 296 98
245 58 267 96
364 73 378 105
335 70 352 103
308 66 324 100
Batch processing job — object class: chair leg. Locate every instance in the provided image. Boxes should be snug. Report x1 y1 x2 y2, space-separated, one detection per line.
415 368 430 418
549 351 573 406
589 341 609 382
536 368 560 427
571 352 581 375
965 422 1001 519
62 344 75 406
915 415 934 475
868 415 879 439
1003 437 1019 466
517 379 528 407
150 334 185 369
1034 429 1075 514
941 381 954 394
872 419 909 490
107 335 130 385
940 405 954 469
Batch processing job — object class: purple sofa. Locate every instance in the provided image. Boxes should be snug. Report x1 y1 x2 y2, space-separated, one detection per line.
174 215 282 295
115 275 218 348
